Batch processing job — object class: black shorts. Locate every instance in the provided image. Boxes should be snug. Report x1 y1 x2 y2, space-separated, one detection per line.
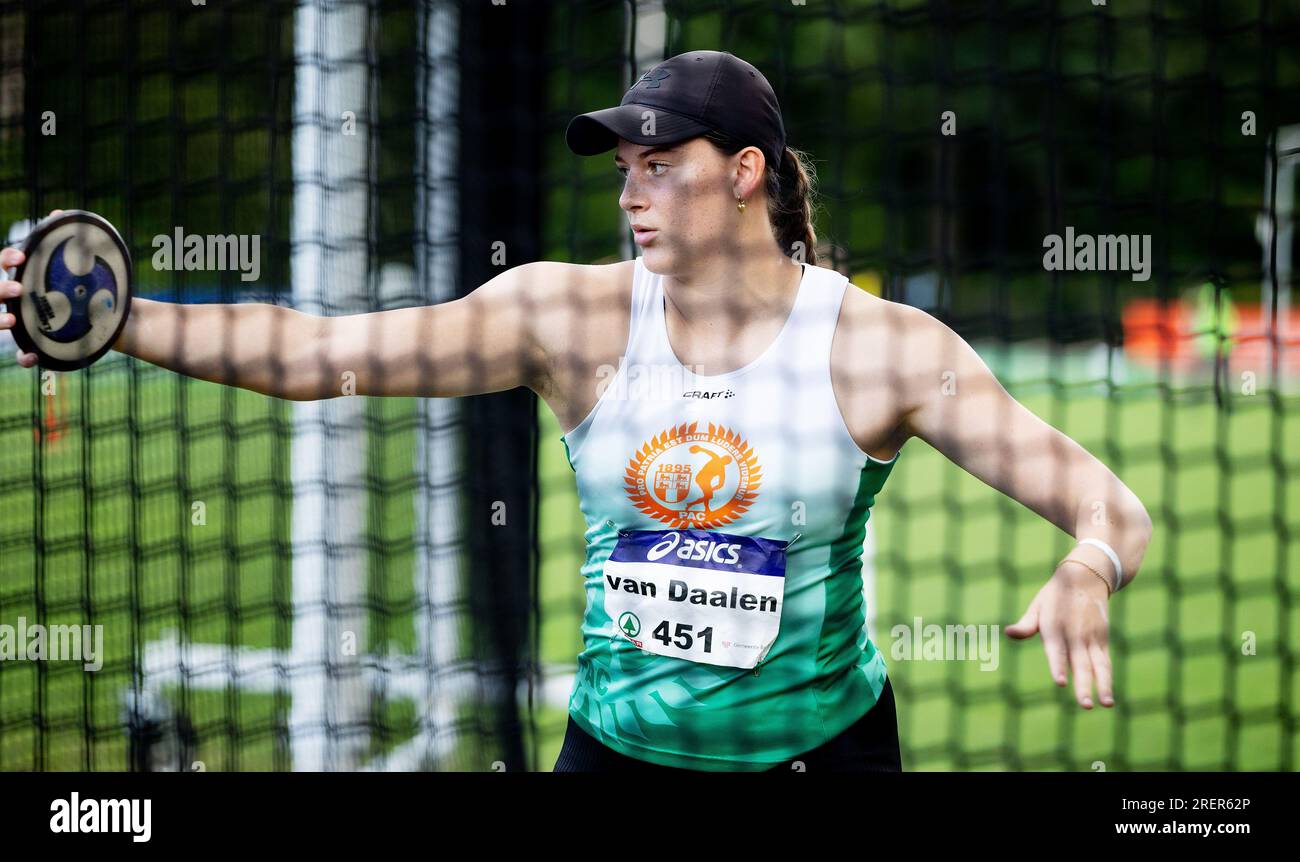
553 676 902 772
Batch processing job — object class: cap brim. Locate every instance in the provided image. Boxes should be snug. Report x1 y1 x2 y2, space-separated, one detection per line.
565 104 713 156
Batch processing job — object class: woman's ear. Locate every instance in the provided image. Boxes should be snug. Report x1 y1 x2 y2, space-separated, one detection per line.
732 146 767 200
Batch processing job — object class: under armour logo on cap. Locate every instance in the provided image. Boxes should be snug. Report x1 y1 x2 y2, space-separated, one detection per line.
637 69 671 89
566 50 788 170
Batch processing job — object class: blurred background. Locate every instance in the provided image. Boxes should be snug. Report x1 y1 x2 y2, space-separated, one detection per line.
0 0 1296 771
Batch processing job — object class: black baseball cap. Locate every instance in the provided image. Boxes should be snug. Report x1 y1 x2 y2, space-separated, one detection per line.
566 50 787 170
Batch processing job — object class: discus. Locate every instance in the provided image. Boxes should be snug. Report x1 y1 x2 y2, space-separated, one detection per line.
7 210 132 371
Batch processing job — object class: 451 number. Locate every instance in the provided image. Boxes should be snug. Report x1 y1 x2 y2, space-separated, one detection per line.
653 620 713 653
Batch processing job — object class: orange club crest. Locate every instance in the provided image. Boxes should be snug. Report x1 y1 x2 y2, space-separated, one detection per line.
624 421 762 529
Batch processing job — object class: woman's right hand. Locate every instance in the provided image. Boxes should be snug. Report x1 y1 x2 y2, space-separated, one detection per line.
2 209 65 368
1 246 37 368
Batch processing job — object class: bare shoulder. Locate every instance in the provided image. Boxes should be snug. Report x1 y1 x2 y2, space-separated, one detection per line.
835 283 952 359
523 259 634 370
512 259 633 304
520 259 634 319
829 281 954 459
521 259 636 432
846 287 996 387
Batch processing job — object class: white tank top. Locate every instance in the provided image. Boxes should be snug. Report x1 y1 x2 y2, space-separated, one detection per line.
559 255 901 770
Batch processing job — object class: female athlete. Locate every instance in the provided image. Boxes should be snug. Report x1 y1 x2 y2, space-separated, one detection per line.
1 50 1152 773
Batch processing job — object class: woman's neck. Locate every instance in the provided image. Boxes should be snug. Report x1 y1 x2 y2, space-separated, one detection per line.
661 248 803 335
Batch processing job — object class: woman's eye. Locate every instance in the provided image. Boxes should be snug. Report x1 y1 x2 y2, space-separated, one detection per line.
617 163 667 179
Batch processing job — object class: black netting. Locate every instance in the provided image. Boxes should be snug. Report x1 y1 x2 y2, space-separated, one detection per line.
1 0 1296 772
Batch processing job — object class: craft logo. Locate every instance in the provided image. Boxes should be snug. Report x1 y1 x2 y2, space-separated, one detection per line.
624 421 761 529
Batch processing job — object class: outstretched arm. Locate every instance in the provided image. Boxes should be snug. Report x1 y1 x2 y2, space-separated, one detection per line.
117 261 550 401
6 241 552 402
894 304 1153 708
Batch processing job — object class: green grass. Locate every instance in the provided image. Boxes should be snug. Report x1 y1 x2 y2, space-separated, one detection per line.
2 351 1297 770
866 381 1300 770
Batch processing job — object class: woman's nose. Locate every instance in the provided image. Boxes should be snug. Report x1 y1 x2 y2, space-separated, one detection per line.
619 176 645 212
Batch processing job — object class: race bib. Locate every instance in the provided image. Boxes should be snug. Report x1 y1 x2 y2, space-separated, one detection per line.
602 528 788 669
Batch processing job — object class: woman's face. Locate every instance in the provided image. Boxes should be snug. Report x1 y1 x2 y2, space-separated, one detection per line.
614 136 751 275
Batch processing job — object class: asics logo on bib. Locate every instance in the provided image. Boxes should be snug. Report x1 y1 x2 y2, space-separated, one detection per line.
610 528 786 576
602 527 789 669
645 532 681 561
646 531 743 565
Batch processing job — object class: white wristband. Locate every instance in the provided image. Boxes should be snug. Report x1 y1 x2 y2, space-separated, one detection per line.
1078 538 1124 591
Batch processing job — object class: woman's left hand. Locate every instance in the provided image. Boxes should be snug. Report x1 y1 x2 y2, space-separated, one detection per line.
1005 561 1114 709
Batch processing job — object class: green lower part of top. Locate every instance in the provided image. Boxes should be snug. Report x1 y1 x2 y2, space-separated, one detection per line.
564 453 898 771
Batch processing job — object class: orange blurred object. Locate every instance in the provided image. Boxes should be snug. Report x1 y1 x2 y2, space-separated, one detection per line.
32 372 67 450
1122 299 1300 373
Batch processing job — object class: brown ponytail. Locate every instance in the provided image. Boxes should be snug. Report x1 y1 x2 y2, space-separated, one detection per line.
702 130 820 265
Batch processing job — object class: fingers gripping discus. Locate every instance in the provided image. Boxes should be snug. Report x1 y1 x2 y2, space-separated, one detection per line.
9 210 132 371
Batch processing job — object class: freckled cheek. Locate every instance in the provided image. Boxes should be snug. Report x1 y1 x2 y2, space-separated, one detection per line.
663 173 727 246
678 170 720 208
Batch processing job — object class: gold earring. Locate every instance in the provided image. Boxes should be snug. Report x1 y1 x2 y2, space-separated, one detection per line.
737 198 746 213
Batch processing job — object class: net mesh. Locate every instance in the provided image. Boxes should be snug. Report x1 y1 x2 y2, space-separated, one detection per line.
1 0 1296 771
